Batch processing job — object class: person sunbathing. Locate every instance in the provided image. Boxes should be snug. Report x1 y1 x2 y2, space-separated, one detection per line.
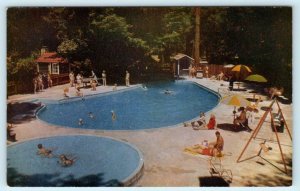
184 113 216 130
184 112 206 128
186 131 224 157
59 154 76 167
37 144 53 157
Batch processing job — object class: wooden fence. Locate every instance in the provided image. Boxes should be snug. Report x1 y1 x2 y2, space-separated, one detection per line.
7 73 70 96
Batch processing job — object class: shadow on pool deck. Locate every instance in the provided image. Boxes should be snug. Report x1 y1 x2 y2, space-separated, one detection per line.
240 154 292 186
7 102 41 124
217 123 251 133
7 167 123 187
198 176 230 187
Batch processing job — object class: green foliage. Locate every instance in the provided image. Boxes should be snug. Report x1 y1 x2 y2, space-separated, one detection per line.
7 56 37 93
9 57 36 81
158 8 193 62
7 7 292 98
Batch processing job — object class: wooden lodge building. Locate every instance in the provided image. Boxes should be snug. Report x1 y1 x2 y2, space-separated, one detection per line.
35 47 70 85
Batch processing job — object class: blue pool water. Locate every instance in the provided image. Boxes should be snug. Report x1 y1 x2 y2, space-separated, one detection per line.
37 81 219 130
7 135 143 186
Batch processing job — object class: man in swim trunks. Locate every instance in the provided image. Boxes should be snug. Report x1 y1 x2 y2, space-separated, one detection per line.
188 131 224 156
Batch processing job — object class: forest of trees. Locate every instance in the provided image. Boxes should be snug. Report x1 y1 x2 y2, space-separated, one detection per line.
7 7 292 99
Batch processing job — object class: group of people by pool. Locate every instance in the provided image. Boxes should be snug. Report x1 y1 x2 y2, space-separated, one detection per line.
37 144 76 167
185 131 224 157
64 70 132 98
184 112 216 130
183 112 223 157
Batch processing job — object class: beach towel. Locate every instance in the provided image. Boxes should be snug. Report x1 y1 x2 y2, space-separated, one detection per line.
184 145 227 158
183 145 214 160
184 145 202 155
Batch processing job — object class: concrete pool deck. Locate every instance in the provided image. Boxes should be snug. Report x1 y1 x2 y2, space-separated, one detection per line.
7 78 293 187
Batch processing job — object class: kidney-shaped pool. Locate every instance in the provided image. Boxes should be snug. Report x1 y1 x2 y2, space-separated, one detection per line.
37 81 220 130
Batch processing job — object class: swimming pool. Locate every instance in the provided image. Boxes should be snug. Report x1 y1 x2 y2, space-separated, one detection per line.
7 135 144 186
37 81 220 130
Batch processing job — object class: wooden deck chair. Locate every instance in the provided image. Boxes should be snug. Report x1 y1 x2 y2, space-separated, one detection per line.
208 154 233 183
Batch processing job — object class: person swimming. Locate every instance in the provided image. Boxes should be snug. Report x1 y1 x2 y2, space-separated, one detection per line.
59 154 76 167
142 85 148 90
164 89 172 94
111 110 116 121
88 112 94 119
78 118 84 125
37 144 53 157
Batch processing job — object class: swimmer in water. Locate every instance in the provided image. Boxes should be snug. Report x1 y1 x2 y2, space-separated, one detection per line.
164 89 171 94
37 144 53 157
59 154 76 167
142 85 147 90
111 110 117 121
88 112 94 119
78 118 84 125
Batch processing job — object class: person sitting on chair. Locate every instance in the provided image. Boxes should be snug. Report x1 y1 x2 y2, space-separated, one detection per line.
234 107 247 125
234 107 252 132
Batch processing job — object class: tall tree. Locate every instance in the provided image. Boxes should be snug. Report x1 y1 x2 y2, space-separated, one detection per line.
194 7 200 66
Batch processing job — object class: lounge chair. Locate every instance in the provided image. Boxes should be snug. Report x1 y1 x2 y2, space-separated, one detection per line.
209 154 233 183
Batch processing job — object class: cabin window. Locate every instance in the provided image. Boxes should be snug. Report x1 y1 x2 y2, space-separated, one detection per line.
52 63 59 74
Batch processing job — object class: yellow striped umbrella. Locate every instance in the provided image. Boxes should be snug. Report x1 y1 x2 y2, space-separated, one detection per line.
231 65 252 73
221 94 251 119
231 64 252 82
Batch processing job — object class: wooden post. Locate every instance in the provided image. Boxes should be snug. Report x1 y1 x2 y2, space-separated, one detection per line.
237 100 275 162
270 108 288 174
237 99 291 174
275 99 292 140
194 7 200 66
253 100 275 138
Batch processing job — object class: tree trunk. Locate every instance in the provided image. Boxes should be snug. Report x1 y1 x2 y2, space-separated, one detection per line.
194 7 201 66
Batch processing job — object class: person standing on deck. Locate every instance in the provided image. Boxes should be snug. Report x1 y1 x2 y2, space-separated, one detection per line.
69 72 75 87
125 70 130 87
102 70 107 86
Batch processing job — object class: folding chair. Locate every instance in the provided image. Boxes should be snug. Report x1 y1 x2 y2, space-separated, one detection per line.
239 118 253 132
208 154 233 183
